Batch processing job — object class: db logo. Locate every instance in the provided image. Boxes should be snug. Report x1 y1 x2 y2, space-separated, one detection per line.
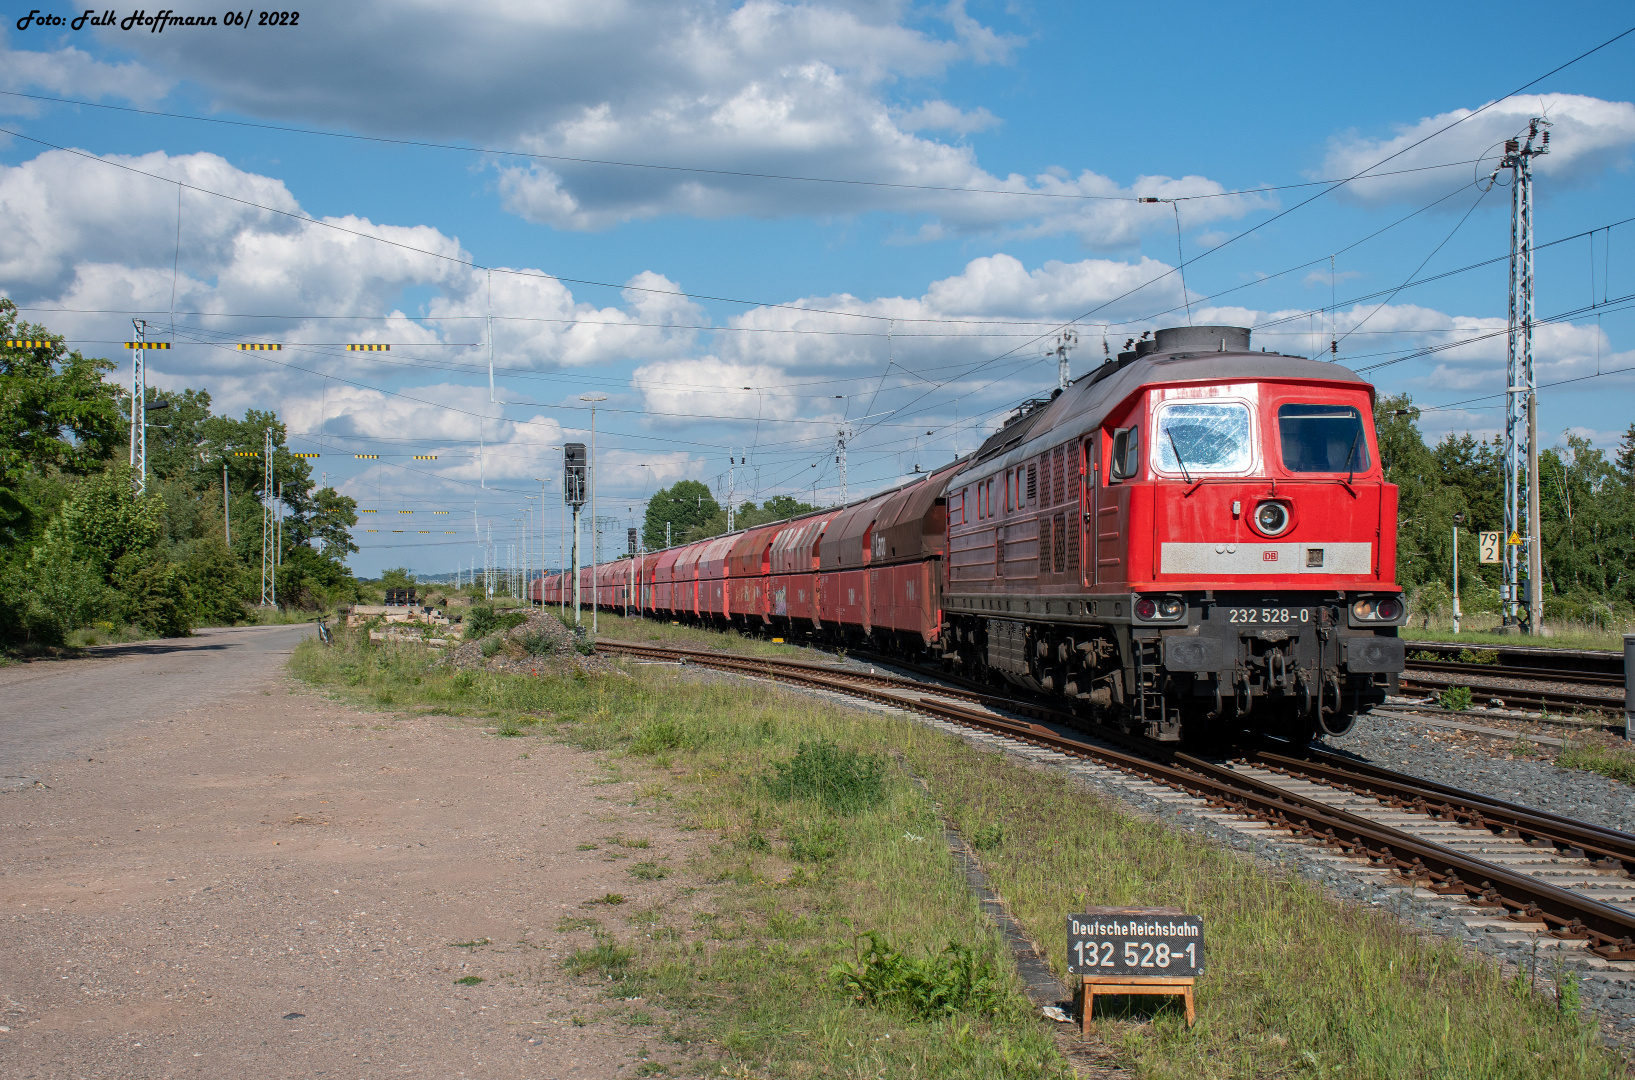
1262 550 1279 562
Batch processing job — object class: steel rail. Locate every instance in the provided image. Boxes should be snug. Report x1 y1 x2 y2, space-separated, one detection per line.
600 638 1635 960
1406 658 1624 687
1398 674 1624 714
1245 746 1635 874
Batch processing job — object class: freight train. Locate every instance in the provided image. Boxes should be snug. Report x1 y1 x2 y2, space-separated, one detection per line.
534 325 1405 743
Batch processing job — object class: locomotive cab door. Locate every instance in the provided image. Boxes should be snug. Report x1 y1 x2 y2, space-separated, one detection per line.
1081 437 1095 586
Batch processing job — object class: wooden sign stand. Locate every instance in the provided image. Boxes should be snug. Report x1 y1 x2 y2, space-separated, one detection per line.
1078 975 1196 1034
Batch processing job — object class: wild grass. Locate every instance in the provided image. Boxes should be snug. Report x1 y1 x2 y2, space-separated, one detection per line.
910 740 1625 1080
1557 738 1635 785
591 611 807 659
1407 617 1630 652
290 623 1628 1079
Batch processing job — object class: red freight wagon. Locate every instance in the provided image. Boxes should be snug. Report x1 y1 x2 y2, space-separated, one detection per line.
671 544 706 620
727 522 785 631
769 510 837 633
818 494 887 637
652 547 684 615
865 462 959 650
696 534 738 622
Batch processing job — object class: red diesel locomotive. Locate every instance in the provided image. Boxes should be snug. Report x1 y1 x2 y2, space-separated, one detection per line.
535 324 1405 743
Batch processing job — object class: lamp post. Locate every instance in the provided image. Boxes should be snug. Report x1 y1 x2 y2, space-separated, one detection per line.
580 394 607 635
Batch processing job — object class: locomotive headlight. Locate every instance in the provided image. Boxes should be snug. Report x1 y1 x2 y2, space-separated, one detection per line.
1132 595 1185 622
1253 500 1291 536
1352 598 1377 620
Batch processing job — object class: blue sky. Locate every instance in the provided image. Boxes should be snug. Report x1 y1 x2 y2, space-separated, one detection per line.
2 1 1632 577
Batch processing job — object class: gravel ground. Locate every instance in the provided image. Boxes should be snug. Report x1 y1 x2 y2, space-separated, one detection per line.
1318 709 1635 834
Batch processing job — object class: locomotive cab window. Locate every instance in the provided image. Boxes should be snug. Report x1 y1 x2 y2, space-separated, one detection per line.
1152 402 1252 475
1278 404 1370 473
1109 426 1140 480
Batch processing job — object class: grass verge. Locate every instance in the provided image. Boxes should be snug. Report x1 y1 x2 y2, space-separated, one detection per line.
291 625 1629 1079
591 611 808 659
1557 737 1635 785
1406 623 1629 652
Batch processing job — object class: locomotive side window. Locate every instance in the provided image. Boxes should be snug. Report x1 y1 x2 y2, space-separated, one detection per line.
1278 404 1370 473
1026 463 1037 505
1152 402 1251 475
1109 426 1140 480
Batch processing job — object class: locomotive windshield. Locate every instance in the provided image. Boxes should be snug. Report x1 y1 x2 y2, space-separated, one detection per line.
1278 404 1370 473
1152 402 1252 474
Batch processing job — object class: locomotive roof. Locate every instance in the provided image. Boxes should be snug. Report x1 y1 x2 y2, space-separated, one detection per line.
955 340 1373 484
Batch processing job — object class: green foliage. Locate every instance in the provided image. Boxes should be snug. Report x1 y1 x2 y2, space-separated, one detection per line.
831 932 1008 1018
1437 685 1474 712
516 629 558 656
113 556 194 637
642 479 719 549
465 606 527 639
764 739 889 815
479 637 505 658
786 821 844 862
0 299 124 485
43 465 161 572
0 551 110 647
1378 399 1635 626
276 544 357 610
564 931 634 980
1555 740 1635 784
379 567 415 589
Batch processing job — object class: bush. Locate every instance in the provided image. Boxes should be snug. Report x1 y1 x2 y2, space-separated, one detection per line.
831 932 1008 1018
0 551 109 647
764 739 889 815
1438 685 1474 711
465 606 527 640
114 557 194 637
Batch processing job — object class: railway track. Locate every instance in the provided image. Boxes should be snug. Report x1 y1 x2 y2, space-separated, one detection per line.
1400 639 1627 716
1397 674 1625 716
598 638 1635 967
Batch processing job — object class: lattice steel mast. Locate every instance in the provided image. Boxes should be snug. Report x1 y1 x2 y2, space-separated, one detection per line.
1499 119 1549 632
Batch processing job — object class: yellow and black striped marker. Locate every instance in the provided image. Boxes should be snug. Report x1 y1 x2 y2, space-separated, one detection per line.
354 454 379 459
432 510 449 514
412 454 437 460
347 344 390 351
233 451 260 457
5 340 50 348
236 343 282 351
398 510 413 514
293 452 320 458
123 342 170 349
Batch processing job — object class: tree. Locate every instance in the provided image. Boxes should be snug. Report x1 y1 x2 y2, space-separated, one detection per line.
0 299 123 486
642 480 719 549
289 487 359 558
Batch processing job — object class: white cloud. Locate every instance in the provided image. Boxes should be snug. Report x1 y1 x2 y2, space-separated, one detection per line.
893 99 1000 134
0 29 173 108
1320 93 1635 205
65 0 1251 244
